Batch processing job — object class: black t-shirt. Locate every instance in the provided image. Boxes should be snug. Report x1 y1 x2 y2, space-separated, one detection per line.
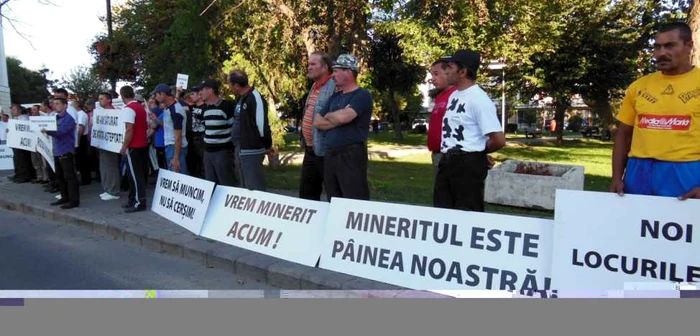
319 87 373 150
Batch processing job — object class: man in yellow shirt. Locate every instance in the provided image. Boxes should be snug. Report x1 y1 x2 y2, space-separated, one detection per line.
611 22 700 200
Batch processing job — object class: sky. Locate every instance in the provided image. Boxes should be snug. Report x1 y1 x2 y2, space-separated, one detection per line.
2 0 126 82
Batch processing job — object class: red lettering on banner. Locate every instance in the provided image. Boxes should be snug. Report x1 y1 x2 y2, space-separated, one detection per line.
637 114 691 131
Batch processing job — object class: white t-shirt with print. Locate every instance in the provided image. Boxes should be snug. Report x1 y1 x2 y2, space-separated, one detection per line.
440 85 502 153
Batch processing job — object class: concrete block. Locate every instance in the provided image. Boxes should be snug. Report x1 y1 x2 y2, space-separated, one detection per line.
235 254 280 283
300 268 355 290
267 261 314 289
183 238 218 265
485 160 585 210
141 236 162 252
159 232 194 258
123 231 143 246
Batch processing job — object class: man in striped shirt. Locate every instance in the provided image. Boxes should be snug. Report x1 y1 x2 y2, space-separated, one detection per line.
195 79 238 186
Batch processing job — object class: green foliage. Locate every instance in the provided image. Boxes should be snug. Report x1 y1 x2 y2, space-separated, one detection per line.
60 66 110 102
6 57 51 104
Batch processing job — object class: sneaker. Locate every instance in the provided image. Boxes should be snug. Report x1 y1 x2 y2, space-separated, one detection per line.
101 193 120 201
50 199 69 206
124 205 147 213
55 194 62 200
99 192 108 198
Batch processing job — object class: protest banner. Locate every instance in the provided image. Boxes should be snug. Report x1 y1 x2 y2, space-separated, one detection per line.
35 131 55 172
319 198 554 294
0 142 13 171
151 169 215 235
6 119 36 152
90 109 125 154
29 116 57 132
200 187 328 267
551 190 700 291
176 74 189 90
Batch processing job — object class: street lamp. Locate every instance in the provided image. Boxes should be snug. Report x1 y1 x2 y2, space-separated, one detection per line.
488 61 507 133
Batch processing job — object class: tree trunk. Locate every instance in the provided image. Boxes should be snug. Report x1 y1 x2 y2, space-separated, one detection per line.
594 99 614 128
388 90 403 141
554 96 569 143
690 1 700 67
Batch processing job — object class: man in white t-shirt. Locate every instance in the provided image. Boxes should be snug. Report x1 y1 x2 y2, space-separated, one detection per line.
71 100 91 185
434 50 506 212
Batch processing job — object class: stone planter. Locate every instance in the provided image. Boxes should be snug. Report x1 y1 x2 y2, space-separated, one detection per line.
484 160 585 210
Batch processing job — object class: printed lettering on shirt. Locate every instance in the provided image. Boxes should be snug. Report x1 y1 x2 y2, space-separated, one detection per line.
678 87 700 104
661 85 675 95
637 114 691 131
448 98 458 112
639 90 658 104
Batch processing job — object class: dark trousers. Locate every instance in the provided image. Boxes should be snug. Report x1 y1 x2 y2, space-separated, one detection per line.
88 144 100 181
46 157 56 188
186 135 205 179
12 148 33 181
126 147 149 208
203 148 238 187
55 153 80 206
300 147 325 201
324 143 370 201
433 151 488 212
76 135 91 184
156 146 166 170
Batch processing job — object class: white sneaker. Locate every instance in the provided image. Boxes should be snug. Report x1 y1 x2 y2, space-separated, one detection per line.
99 192 108 198
101 193 120 201
55 194 62 200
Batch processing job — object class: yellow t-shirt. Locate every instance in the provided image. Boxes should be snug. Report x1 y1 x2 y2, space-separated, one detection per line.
617 68 700 162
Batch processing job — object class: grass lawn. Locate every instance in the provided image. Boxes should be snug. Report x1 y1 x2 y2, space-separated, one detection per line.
265 138 613 219
280 131 428 152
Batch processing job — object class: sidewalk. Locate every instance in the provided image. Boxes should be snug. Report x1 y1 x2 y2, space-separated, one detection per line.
0 172 449 299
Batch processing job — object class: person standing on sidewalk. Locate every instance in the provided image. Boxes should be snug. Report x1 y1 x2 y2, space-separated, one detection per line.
299 51 336 201
39 99 59 193
228 70 273 191
85 100 101 183
427 58 457 180
8 104 33 184
43 97 79 209
147 96 167 170
195 79 237 186
72 101 91 185
152 84 189 175
119 86 150 213
610 22 700 200
97 92 121 201
313 53 373 201
28 105 48 184
434 50 506 212
184 87 206 179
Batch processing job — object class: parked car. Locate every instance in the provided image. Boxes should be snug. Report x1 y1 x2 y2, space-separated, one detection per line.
412 118 428 131
523 126 543 138
581 125 612 141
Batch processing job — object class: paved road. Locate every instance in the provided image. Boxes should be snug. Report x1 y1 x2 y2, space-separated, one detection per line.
0 209 278 290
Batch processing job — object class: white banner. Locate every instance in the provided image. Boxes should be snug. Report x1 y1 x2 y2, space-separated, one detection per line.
551 190 700 291
90 109 125 154
35 131 55 172
0 142 13 170
6 119 37 152
200 187 329 267
176 73 189 90
151 169 215 235
29 116 57 132
319 198 554 293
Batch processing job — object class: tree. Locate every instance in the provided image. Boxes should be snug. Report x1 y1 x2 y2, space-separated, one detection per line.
368 29 425 140
6 57 51 104
60 66 110 102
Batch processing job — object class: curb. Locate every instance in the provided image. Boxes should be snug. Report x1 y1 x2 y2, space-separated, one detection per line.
0 197 451 298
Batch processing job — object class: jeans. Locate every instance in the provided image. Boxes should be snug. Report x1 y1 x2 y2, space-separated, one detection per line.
165 145 189 175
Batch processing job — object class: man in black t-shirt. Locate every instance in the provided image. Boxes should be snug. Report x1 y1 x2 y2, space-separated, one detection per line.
314 53 373 201
181 87 206 179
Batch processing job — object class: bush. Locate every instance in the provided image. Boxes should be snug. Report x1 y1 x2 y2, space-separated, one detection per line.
567 115 584 131
506 123 518 133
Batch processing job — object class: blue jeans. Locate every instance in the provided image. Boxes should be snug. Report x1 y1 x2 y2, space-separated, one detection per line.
624 158 700 198
165 145 189 175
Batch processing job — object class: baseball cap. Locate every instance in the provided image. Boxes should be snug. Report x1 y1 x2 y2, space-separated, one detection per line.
199 79 221 92
333 53 359 72
149 83 173 96
443 50 481 75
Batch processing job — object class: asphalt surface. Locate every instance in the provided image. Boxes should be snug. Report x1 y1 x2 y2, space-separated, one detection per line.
0 209 278 290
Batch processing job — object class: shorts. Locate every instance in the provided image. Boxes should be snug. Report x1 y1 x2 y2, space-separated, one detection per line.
624 158 700 198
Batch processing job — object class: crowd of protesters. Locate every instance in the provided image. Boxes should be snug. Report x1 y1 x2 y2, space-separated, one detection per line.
2 21 698 217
